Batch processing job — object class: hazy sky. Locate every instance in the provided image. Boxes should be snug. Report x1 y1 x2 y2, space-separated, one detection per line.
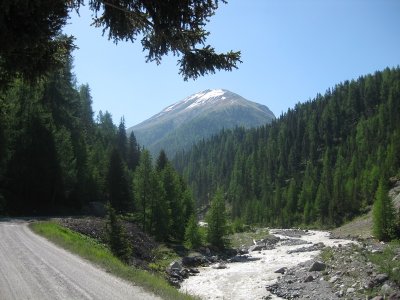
64 0 400 127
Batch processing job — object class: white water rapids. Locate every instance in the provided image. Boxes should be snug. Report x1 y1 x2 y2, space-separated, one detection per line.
179 230 355 300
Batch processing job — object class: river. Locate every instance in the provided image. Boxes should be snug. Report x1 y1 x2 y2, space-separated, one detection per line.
179 230 355 300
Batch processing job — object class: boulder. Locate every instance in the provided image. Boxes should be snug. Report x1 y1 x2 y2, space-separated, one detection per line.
381 283 392 295
308 261 326 272
189 268 199 274
368 273 389 288
304 275 314 283
182 256 206 267
211 262 227 269
179 269 189 279
168 260 182 272
249 244 264 252
274 267 287 274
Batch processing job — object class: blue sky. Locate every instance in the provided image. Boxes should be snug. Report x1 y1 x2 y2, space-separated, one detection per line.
64 0 400 127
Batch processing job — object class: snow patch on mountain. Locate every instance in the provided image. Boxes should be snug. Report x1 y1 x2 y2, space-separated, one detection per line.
185 89 226 110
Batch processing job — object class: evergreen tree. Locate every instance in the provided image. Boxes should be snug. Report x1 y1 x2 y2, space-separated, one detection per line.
116 118 127 162
373 179 395 241
107 205 132 263
0 1 241 86
127 131 140 171
133 150 153 232
184 214 202 249
156 150 168 171
107 148 131 213
206 188 228 249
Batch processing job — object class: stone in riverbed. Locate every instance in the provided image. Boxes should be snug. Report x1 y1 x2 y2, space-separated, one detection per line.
381 283 392 295
304 275 314 283
249 244 265 252
211 262 227 269
368 273 389 288
168 260 182 271
308 261 326 272
274 267 287 274
329 275 339 283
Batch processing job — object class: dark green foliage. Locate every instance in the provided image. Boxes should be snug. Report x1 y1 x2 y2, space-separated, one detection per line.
133 150 194 242
184 214 203 249
373 179 396 241
116 118 127 161
0 52 196 246
206 189 228 249
127 131 140 171
107 205 132 263
133 150 154 232
0 0 75 86
0 0 240 86
174 67 400 228
107 148 132 213
156 150 168 171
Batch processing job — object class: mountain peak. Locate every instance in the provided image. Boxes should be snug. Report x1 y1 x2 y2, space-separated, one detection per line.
184 89 227 110
128 89 275 157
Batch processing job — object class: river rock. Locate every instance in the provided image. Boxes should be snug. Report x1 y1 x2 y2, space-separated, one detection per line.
182 256 206 267
329 275 339 283
249 244 264 252
275 267 287 274
168 260 182 271
309 261 326 272
304 275 314 283
368 274 389 288
381 283 392 295
211 262 227 269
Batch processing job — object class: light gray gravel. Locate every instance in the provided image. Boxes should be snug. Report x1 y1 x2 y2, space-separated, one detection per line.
0 220 161 300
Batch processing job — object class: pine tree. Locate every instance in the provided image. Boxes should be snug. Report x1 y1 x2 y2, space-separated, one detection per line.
127 131 140 171
107 148 131 213
133 150 153 232
373 179 395 241
107 205 132 263
117 118 127 162
184 214 203 249
206 188 228 249
156 150 168 171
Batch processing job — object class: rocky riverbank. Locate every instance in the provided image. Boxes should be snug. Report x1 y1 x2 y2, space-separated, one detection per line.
178 229 358 299
266 240 400 299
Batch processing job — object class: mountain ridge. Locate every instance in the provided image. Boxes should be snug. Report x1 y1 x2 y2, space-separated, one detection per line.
128 89 275 157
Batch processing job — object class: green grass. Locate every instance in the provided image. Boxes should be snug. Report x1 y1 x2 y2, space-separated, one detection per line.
228 227 269 249
320 246 335 262
368 240 400 285
30 221 195 300
149 244 181 274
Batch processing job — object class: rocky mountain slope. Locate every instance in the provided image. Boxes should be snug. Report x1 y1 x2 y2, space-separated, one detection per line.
128 89 275 157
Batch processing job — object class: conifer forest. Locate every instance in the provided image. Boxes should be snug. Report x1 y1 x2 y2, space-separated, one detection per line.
173 68 400 229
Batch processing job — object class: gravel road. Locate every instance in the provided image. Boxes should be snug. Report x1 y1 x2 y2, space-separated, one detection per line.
0 220 161 300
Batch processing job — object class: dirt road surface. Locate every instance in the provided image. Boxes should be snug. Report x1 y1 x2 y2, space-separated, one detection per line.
0 220 161 300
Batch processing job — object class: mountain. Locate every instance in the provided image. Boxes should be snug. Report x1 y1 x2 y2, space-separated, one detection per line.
128 89 275 157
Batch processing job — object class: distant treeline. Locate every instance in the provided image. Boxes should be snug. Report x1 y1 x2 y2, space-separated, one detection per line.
173 67 400 227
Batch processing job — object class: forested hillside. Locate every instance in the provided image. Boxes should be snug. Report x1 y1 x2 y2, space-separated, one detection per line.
0 58 194 242
173 67 400 227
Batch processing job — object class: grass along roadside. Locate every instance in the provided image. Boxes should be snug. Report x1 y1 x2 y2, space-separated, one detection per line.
30 221 195 300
